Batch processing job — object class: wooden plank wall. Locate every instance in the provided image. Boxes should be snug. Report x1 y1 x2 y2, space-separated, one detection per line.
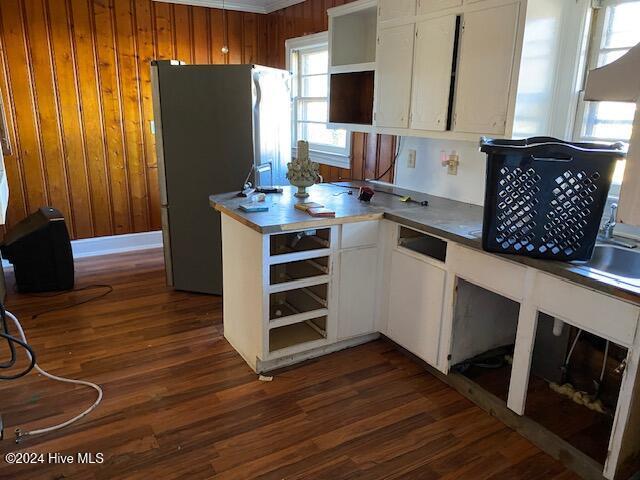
0 0 394 240
0 0 266 239
264 0 397 184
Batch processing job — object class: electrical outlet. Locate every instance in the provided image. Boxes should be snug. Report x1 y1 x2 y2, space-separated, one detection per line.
447 152 459 176
407 150 416 169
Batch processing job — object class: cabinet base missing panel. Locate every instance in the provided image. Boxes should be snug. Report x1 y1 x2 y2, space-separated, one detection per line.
385 336 609 480
258 333 380 374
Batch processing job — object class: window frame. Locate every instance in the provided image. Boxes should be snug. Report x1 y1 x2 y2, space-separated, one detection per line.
285 32 352 169
572 0 639 198
573 0 638 143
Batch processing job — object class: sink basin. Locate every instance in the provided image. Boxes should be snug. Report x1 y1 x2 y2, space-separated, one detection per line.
575 244 640 286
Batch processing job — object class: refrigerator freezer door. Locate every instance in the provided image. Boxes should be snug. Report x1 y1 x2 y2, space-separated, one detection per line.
160 206 173 287
252 68 292 186
152 62 255 294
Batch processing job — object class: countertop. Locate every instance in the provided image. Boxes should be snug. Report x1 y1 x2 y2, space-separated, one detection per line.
210 182 640 304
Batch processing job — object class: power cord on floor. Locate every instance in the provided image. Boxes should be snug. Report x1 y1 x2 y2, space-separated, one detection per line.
0 305 17 370
0 305 35 380
27 284 113 320
2 307 103 443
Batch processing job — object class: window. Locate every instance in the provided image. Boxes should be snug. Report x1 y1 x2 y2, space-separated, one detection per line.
575 0 640 191
286 32 351 168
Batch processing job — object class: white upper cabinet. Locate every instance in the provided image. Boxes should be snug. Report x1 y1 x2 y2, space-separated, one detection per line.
330 0 567 138
374 24 415 128
410 15 457 131
452 2 519 135
378 0 416 22
330 4 378 69
417 0 462 15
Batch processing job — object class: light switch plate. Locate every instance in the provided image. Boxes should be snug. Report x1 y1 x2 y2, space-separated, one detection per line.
407 150 416 169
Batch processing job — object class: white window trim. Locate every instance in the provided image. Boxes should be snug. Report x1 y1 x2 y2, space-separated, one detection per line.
572 0 639 200
285 32 352 169
573 0 638 143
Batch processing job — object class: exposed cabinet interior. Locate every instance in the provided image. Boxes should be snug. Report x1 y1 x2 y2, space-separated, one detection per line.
270 256 329 285
329 71 375 125
269 317 328 352
410 15 459 131
452 2 519 134
524 315 628 466
373 23 415 128
397 226 447 262
450 279 520 402
270 228 331 256
329 3 377 68
270 284 328 320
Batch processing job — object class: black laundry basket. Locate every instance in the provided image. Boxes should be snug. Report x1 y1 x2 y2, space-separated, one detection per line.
480 137 626 261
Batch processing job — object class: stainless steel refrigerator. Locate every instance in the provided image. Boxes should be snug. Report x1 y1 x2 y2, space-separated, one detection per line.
151 60 291 294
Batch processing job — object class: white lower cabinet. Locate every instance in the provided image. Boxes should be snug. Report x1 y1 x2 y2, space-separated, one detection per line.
387 249 446 366
338 246 378 339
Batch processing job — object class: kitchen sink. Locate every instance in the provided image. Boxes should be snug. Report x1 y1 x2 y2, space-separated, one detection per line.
575 244 640 286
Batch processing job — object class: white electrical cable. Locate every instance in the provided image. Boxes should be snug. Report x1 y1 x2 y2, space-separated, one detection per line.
5 310 103 442
565 328 582 366
600 340 610 383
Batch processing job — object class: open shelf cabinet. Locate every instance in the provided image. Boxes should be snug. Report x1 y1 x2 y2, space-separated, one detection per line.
328 0 377 127
329 71 375 125
269 317 328 353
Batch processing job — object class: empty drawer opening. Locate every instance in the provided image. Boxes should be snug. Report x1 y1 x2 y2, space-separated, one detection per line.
270 284 328 320
270 229 331 256
524 314 628 466
450 279 520 403
270 257 329 285
269 317 327 352
398 227 447 262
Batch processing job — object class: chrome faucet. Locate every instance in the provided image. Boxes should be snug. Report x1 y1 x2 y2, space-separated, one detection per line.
600 203 637 249
602 203 618 240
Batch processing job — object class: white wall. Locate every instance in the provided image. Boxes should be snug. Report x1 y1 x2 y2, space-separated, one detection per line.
394 136 487 206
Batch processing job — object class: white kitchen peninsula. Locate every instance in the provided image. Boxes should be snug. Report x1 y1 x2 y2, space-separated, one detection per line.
211 182 640 480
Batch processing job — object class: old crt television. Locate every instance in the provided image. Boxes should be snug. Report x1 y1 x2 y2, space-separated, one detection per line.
0 207 74 293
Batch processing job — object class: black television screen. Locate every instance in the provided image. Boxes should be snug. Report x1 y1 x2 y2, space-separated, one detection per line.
1 207 74 293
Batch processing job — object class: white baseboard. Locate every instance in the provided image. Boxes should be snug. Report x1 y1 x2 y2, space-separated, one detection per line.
71 230 163 258
2 230 163 269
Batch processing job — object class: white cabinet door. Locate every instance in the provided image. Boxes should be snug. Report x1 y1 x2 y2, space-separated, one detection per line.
338 247 378 340
374 24 415 128
387 250 446 366
378 0 416 22
417 0 462 15
410 15 457 131
453 2 519 135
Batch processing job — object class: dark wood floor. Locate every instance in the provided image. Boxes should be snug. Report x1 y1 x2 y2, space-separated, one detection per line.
0 249 579 479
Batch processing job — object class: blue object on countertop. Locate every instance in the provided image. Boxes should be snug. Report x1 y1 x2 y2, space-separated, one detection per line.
239 203 269 213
